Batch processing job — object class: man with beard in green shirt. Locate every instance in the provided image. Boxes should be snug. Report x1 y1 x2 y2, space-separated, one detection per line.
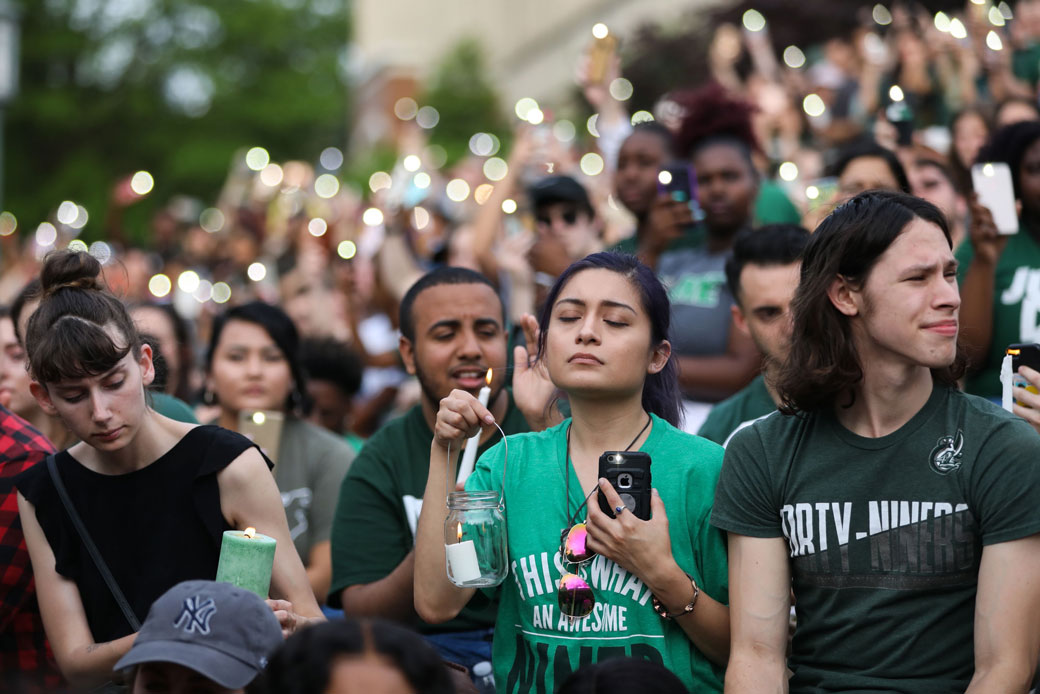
329 267 554 672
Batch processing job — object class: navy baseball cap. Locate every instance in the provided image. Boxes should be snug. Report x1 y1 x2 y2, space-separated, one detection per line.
115 580 282 689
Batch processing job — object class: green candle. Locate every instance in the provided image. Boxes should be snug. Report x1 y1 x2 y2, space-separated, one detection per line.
215 527 276 598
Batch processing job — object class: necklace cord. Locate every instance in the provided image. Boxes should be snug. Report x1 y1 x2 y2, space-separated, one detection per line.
565 413 652 527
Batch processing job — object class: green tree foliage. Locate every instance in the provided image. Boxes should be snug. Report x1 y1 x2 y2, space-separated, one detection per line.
420 38 509 167
9 0 350 242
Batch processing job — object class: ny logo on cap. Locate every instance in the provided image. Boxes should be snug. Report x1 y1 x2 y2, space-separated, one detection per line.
173 596 217 634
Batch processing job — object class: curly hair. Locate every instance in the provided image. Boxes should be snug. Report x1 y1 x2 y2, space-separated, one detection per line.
672 81 760 159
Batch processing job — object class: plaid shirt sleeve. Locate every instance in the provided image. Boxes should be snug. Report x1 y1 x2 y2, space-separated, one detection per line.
0 405 63 689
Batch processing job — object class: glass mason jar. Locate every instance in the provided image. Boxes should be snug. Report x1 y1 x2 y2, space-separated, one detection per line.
444 490 508 587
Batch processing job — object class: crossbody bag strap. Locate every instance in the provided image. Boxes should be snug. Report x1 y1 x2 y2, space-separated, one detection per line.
46 455 141 632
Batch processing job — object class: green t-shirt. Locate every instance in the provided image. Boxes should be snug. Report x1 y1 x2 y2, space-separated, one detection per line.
328 393 529 633
697 374 775 446
468 415 727 694
611 224 705 256
754 179 802 226
956 229 1040 398
150 392 198 424
712 384 1040 692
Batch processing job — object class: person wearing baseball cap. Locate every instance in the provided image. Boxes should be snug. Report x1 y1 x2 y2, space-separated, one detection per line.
114 580 282 693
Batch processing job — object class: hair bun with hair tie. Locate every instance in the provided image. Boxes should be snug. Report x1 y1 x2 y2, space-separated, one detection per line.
40 249 104 298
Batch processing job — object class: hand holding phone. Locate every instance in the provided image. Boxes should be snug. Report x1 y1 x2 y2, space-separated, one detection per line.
972 162 1018 234
597 451 652 521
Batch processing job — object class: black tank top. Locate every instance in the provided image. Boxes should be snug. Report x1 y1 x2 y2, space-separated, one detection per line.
15 426 264 642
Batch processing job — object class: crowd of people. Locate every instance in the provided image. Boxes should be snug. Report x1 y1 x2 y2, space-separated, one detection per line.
6 0 1040 692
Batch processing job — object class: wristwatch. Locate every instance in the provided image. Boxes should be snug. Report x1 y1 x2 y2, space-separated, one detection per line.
652 574 699 619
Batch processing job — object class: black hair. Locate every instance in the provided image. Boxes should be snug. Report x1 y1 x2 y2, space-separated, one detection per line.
11 278 42 346
725 224 810 304
912 157 956 186
129 302 195 402
398 266 501 342
777 191 965 414
25 251 143 385
206 301 307 412
251 619 454 694
690 134 758 180
625 121 676 156
556 657 688 694
976 120 1040 204
829 139 911 193
300 337 363 398
537 252 681 427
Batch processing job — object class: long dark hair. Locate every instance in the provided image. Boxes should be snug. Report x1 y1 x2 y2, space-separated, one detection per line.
537 252 681 427
252 619 454 694
25 250 143 385
778 191 966 414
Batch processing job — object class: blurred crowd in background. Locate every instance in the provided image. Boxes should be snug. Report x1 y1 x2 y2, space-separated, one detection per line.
4 0 1040 434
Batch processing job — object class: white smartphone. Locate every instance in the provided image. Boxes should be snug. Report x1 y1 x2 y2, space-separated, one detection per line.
972 162 1019 235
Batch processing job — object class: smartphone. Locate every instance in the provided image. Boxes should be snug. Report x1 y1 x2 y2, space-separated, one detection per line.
587 33 618 84
886 102 915 147
598 451 652 521
658 164 697 203
972 162 1019 234
1008 343 1040 390
238 409 285 463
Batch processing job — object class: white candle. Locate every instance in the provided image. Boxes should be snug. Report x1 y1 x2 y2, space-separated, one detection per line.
445 540 482 584
457 370 492 485
1001 353 1014 412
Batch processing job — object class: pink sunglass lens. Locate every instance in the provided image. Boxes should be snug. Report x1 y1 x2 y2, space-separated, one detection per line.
563 523 594 563
558 572 594 617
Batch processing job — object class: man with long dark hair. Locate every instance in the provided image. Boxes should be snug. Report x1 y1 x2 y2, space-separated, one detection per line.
712 191 1040 692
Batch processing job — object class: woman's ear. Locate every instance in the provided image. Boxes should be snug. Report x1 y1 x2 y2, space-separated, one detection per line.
138 343 155 388
827 275 860 317
29 381 57 417
647 340 672 375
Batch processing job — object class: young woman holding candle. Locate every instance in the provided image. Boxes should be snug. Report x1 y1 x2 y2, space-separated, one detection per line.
204 301 356 604
14 251 323 690
414 252 730 694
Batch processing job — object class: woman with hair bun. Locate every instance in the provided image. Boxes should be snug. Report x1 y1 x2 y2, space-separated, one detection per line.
14 250 322 690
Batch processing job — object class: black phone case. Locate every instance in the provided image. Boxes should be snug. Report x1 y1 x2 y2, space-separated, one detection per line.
598 451 652 521
1010 343 1040 372
659 164 694 203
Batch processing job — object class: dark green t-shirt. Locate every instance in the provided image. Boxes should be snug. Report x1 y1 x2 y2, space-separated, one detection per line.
712 384 1040 692
328 392 529 633
611 224 705 256
956 229 1040 398
697 374 775 446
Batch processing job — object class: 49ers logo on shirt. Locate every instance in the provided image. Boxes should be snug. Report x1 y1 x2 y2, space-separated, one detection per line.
929 430 964 475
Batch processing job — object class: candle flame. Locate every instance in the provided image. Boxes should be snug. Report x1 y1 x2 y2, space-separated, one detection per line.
457 523 463 542
244 527 256 539
485 368 493 386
